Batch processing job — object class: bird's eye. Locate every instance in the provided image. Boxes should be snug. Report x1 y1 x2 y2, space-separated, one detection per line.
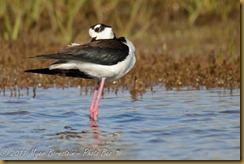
95 27 100 32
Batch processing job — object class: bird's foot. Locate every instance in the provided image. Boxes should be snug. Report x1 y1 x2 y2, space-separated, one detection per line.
89 116 98 127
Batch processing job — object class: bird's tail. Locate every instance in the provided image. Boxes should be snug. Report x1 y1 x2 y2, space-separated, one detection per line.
25 68 91 79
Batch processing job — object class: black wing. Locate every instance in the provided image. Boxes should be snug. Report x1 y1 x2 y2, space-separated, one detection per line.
32 39 129 65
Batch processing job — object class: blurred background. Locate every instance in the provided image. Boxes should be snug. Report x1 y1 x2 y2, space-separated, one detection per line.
0 0 239 46
0 0 239 41
0 0 240 95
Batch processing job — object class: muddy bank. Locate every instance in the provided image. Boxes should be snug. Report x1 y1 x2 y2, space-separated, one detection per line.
0 19 240 97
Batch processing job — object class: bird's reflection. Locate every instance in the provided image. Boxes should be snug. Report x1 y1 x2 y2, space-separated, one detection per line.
54 122 120 147
48 122 122 159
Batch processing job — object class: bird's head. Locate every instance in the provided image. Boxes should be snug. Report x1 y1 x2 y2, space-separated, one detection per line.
89 23 115 40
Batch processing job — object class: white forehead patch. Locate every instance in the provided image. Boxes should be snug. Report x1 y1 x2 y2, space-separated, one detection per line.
94 24 101 29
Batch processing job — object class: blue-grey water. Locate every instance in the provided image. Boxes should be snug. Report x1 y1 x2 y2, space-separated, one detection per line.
0 86 240 160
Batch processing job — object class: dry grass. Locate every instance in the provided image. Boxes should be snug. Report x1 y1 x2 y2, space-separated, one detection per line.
0 0 240 97
0 0 239 42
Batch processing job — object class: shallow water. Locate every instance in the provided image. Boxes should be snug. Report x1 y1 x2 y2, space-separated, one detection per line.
0 86 240 160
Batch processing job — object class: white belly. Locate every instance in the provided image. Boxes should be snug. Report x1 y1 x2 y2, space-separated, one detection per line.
49 38 136 82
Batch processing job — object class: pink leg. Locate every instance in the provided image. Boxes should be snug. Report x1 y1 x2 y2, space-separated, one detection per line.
90 82 99 120
93 78 106 121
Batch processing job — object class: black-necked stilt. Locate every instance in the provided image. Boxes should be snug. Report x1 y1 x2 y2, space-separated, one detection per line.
25 23 136 123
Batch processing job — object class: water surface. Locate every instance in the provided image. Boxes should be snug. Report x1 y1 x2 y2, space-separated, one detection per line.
0 86 240 160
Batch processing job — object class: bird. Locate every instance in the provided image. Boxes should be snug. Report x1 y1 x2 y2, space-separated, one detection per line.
25 23 136 123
